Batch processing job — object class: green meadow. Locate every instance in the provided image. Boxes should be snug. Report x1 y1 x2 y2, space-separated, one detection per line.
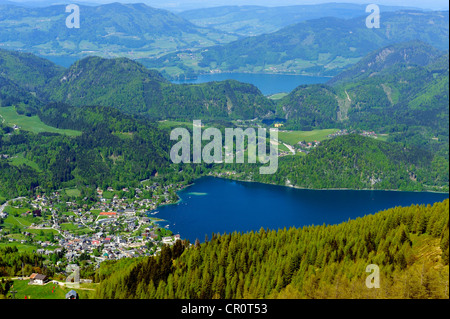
0 242 37 253
7 153 42 172
268 92 288 100
277 128 339 145
0 106 81 136
157 120 195 130
63 188 82 198
5 278 94 299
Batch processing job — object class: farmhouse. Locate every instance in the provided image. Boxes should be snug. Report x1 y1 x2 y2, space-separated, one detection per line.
29 273 49 285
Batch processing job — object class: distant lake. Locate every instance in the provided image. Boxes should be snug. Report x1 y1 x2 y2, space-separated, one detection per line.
152 177 449 243
42 55 329 95
172 73 330 95
40 55 80 68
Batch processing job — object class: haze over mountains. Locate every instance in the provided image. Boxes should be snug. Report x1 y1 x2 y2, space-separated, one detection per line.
3 0 448 11
0 2 239 63
179 3 422 36
1 1 448 75
151 10 449 79
1 1 448 127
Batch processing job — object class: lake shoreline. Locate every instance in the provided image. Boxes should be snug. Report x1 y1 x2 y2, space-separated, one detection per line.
211 175 449 195
173 70 335 81
149 182 196 213
170 72 331 95
151 176 449 244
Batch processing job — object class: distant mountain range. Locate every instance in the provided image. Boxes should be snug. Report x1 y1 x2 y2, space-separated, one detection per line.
0 0 100 6
2 2 448 79
0 41 448 198
151 10 449 78
1 40 448 150
179 3 423 36
0 2 238 63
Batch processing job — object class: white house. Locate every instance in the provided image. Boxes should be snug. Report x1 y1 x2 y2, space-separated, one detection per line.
29 273 49 285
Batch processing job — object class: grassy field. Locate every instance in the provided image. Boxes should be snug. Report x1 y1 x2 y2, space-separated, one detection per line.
268 92 288 100
7 153 42 172
102 191 116 199
277 143 290 152
157 120 195 130
60 223 79 231
0 106 81 136
0 242 38 253
5 278 94 299
1 204 60 245
3 215 32 228
64 188 81 198
27 228 59 237
277 128 339 145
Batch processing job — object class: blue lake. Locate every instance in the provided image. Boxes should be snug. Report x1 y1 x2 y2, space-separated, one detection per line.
40 55 80 68
152 177 449 243
172 73 330 95
43 55 330 95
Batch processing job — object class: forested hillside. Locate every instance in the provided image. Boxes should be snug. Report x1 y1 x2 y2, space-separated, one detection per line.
225 134 449 192
277 42 449 152
0 49 63 95
327 41 444 86
0 2 448 303
93 199 449 299
0 104 170 200
43 56 275 120
153 10 449 77
0 45 448 200
275 84 340 130
0 75 42 112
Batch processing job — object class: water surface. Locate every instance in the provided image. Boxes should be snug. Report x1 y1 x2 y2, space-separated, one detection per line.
172 73 330 95
152 177 449 243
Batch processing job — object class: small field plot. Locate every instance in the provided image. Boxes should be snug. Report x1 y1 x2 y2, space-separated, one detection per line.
0 106 81 136
278 129 339 145
5 278 94 299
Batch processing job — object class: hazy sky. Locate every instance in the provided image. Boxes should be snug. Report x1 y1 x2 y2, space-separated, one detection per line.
85 0 449 10
6 0 450 11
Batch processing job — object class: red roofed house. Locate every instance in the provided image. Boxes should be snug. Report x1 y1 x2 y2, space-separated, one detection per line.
99 212 117 217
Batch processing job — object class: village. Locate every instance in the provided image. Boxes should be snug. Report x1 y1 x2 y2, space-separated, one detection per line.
0 181 186 272
327 129 378 140
294 129 379 154
276 129 379 157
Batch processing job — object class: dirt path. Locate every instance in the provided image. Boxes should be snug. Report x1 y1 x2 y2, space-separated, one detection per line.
283 143 295 155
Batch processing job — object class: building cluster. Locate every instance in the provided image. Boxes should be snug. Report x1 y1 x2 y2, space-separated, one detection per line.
327 129 378 139
296 140 321 154
0 182 186 268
